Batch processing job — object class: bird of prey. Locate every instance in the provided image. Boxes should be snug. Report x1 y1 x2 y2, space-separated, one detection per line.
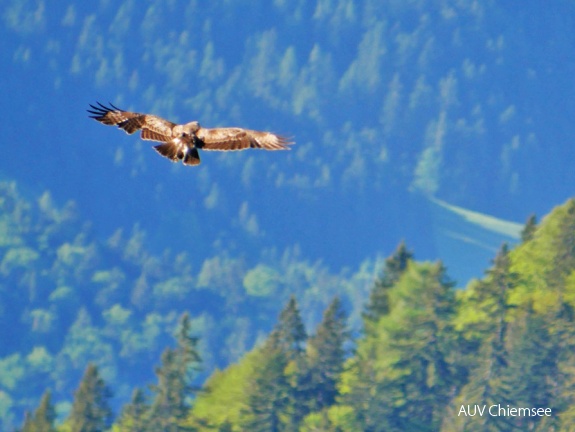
88 102 292 166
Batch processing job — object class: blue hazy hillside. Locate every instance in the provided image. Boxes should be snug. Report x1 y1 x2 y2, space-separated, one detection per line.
2 1 572 281
1 0 575 427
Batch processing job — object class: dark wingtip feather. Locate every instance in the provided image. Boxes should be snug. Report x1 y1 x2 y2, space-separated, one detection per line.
87 102 109 117
88 102 125 120
108 101 123 111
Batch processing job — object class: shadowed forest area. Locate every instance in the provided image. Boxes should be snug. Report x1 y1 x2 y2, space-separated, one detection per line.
13 197 575 431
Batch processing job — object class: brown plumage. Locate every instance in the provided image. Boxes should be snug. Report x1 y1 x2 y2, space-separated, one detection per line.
87 102 293 166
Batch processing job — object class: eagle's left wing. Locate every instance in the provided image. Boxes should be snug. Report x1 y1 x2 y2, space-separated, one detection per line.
88 102 176 142
197 127 292 151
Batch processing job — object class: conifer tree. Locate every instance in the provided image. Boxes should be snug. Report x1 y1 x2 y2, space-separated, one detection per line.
447 244 523 431
68 364 113 432
363 241 413 332
148 313 201 431
464 244 516 342
149 348 186 431
277 296 309 430
520 214 537 243
304 297 348 412
389 262 457 429
19 390 56 432
547 199 575 284
116 388 148 432
16 411 34 432
241 297 309 431
504 308 560 431
343 261 457 431
20 412 34 432
275 295 307 359
242 331 290 432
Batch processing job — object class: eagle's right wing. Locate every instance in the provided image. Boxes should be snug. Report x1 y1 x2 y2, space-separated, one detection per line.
88 102 176 142
197 127 292 151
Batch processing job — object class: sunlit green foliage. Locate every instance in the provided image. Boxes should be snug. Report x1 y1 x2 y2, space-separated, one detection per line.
3 0 575 430
362 241 413 334
186 353 254 429
340 261 458 431
0 181 376 429
9 195 575 430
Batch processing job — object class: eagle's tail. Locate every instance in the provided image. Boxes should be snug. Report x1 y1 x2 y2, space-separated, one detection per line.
154 144 201 166
183 148 201 166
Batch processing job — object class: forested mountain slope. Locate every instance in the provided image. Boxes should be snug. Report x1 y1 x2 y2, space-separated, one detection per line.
15 197 575 431
2 0 573 279
2 0 575 429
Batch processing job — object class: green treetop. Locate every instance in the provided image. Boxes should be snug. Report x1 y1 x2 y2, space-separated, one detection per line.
67 364 113 432
363 241 413 332
18 390 56 432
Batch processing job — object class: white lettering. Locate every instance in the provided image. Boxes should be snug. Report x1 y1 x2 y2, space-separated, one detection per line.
458 405 487 417
464 404 552 417
517 408 530 416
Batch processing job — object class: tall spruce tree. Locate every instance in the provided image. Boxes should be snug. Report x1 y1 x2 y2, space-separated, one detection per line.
304 297 348 412
449 244 518 431
276 295 307 359
68 364 113 432
148 312 201 431
242 331 290 432
20 412 33 432
277 296 308 431
19 390 56 432
343 261 457 431
363 241 413 333
520 214 538 243
388 262 457 430
242 297 308 431
116 388 148 432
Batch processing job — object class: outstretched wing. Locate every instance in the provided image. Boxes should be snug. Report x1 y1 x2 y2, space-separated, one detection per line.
197 127 292 151
88 102 175 142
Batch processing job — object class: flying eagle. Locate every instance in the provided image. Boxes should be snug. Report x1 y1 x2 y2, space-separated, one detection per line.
88 102 292 166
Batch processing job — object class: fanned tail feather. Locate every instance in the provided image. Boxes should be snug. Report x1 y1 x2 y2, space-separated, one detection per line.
183 148 201 165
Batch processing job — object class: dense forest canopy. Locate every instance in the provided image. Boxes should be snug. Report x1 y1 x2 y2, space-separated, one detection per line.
1 0 575 430
11 197 575 431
